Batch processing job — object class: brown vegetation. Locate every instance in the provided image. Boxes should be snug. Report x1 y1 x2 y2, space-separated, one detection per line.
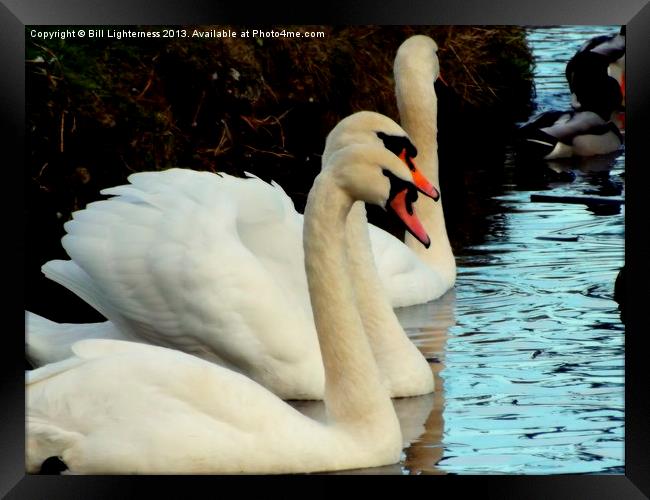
26 25 534 319
27 25 533 208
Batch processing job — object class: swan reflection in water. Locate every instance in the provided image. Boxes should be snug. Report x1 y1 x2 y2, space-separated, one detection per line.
318 289 456 475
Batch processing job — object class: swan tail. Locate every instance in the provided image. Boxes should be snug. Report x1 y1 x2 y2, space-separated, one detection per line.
25 311 124 367
26 418 83 473
27 354 91 472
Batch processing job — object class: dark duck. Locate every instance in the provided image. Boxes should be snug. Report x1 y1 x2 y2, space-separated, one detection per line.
517 27 624 160
566 26 625 111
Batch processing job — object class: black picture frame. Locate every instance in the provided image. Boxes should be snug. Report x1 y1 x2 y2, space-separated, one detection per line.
2 0 648 497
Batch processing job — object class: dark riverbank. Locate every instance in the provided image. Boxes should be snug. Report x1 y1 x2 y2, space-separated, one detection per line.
26 25 535 320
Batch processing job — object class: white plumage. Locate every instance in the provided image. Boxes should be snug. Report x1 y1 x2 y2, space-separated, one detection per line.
27 141 435 474
26 35 454 399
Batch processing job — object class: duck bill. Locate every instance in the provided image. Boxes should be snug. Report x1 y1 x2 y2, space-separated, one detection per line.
389 189 431 249
399 151 440 201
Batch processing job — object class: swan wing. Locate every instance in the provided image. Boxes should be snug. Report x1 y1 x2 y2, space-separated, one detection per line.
50 169 316 375
25 311 126 367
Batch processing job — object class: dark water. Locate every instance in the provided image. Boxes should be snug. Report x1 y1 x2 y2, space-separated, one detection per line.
324 25 625 475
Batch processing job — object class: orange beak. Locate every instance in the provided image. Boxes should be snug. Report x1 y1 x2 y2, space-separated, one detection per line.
398 150 440 201
388 149 440 248
389 190 431 248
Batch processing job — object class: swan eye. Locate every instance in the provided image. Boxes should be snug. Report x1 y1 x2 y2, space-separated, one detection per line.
376 132 418 159
398 150 417 172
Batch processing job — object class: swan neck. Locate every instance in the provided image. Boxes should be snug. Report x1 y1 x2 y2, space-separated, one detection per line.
346 202 433 393
395 51 454 273
395 64 438 185
303 175 396 427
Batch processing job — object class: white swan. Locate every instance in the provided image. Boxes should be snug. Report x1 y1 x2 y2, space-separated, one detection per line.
26 140 437 474
388 35 456 304
26 35 454 399
27 112 435 400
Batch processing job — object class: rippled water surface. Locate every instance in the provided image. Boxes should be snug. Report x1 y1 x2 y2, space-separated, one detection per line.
327 26 625 475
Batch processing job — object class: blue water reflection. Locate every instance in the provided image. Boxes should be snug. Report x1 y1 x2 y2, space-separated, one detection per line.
425 26 624 474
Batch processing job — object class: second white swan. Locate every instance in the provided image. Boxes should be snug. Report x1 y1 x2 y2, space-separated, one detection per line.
27 140 437 474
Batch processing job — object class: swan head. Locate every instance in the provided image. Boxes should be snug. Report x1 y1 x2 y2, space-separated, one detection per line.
394 35 441 84
322 111 428 197
322 111 419 167
326 143 438 248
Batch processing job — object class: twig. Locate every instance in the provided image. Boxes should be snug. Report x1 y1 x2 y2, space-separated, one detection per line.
31 42 62 71
191 90 206 127
59 112 65 153
120 155 136 173
261 76 279 103
243 145 294 158
240 110 291 148
202 120 232 157
530 194 624 206
136 69 156 100
448 44 482 90
33 162 49 183
535 235 580 242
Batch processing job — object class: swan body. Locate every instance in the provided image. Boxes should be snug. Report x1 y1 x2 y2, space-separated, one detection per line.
28 111 436 400
27 141 437 474
27 340 396 474
517 109 623 160
26 35 453 398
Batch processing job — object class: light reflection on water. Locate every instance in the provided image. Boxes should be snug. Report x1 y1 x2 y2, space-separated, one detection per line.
440 203 624 475
315 25 624 475
432 25 624 475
